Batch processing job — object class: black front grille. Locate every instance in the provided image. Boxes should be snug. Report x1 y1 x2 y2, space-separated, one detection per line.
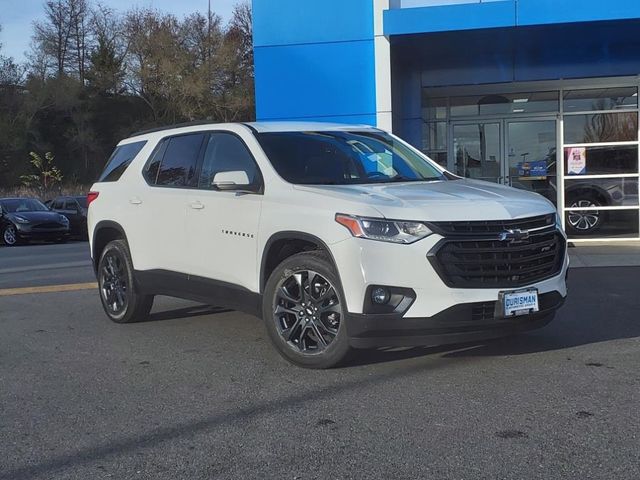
428 219 565 289
33 222 62 230
430 214 555 236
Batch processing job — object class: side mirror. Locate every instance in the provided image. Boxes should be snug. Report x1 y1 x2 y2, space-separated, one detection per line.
212 171 253 191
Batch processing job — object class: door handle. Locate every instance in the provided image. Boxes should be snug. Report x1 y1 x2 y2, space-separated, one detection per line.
190 201 205 210
129 197 142 205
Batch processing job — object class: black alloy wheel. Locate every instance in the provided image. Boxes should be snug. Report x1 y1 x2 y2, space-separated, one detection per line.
97 239 154 323
263 251 351 369
100 250 129 318
274 269 341 353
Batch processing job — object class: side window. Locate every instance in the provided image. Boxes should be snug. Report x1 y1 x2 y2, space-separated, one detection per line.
198 133 260 189
52 200 63 210
144 140 168 185
98 141 147 183
64 200 77 211
155 134 206 187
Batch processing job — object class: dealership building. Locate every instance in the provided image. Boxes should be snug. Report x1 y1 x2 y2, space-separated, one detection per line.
252 0 640 242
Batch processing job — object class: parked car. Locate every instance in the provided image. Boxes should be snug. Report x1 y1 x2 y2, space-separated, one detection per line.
88 122 568 368
0 197 70 246
48 195 88 238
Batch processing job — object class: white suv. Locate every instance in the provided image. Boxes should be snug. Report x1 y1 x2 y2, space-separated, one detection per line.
88 122 568 368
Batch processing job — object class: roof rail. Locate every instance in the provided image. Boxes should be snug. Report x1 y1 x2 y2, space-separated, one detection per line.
129 120 216 138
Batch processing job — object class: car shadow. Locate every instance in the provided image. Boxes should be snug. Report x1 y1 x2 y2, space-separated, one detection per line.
135 266 640 365
142 304 232 323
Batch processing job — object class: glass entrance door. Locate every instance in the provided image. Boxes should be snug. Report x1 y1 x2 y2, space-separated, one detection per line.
451 119 558 205
452 122 502 183
506 119 557 206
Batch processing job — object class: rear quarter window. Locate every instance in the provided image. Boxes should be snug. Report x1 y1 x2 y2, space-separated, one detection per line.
98 141 147 182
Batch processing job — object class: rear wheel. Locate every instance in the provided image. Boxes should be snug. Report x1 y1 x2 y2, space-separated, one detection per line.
263 251 351 369
98 239 154 323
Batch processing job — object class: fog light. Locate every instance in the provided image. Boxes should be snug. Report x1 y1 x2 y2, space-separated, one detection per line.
371 287 390 305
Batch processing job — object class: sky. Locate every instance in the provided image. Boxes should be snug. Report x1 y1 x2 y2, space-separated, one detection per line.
0 0 238 63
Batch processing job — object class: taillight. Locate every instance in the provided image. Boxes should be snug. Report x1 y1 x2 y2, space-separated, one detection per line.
87 191 99 207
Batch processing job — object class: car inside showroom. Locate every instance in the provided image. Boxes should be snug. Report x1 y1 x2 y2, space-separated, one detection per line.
252 0 640 243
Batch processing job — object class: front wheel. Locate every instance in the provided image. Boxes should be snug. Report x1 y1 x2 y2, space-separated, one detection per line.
262 251 351 369
98 239 154 323
566 195 604 235
3 225 19 246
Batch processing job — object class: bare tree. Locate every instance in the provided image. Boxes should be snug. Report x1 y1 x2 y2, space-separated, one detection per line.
87 4 128 94
218 1 254 121
32 0 74 77
68 0 91 83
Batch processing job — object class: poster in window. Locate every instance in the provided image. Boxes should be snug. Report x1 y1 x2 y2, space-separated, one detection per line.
566 147 586 175
518 160 548 180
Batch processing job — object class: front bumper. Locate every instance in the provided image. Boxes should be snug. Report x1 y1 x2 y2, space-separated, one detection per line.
346 291 564 348
329 227 568 347
16 224 70 240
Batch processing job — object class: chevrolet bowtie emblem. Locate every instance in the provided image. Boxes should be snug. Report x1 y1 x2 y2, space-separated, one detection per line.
498 228 530 243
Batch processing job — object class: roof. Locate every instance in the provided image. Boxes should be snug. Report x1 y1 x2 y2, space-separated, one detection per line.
246 121 376 133
128 120 377 138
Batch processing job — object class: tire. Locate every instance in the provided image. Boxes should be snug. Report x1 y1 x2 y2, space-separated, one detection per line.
262 250 351 369
2 224 19 246
97 239 154 323
565 194 604 235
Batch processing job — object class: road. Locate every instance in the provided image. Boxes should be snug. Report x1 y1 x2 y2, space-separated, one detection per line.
0 242 94 289
0 242 639 479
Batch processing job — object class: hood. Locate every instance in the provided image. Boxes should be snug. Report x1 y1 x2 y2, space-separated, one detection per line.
8 211 66 223
293 179 556 221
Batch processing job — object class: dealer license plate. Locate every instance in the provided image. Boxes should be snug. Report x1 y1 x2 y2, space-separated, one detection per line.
501 289 539 317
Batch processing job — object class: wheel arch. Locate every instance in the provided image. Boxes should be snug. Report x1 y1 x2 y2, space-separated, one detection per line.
92 220 129 273
565 183 611 206
260 231 338 293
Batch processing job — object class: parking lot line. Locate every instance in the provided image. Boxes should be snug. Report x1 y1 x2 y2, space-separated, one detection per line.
0 282 98 297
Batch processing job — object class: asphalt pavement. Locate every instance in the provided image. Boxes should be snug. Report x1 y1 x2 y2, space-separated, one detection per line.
0 242 94 289
0 243 639 479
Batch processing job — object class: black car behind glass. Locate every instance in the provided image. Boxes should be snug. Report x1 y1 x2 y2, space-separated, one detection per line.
48 195 88 238
0 198 70 246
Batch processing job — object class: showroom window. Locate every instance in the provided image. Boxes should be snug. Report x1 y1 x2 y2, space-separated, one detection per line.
421 96 448 167
561 87 639 240
421 81 640 242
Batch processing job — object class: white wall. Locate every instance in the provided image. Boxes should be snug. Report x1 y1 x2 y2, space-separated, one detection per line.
374 0 393 131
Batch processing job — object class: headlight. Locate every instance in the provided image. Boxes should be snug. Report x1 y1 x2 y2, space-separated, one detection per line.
14 216 30 224
555 212 563 230
59 214 69 224
335 214 432 244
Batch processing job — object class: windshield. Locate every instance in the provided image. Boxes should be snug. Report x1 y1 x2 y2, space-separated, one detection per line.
256 130 446 185
0 198 49 213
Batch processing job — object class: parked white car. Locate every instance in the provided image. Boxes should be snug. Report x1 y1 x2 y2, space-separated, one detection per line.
88 122 568 368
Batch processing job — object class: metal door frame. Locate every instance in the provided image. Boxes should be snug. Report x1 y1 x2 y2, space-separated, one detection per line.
450 116 559 202
449 120 504 183
504 116 559 206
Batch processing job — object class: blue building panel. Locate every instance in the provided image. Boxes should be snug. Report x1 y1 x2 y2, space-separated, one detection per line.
512 20 640 82
517 0 640 26
252 0 374 47
384 1 517 35
252 0 640 128
254 40 377 122
383 0 640 36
